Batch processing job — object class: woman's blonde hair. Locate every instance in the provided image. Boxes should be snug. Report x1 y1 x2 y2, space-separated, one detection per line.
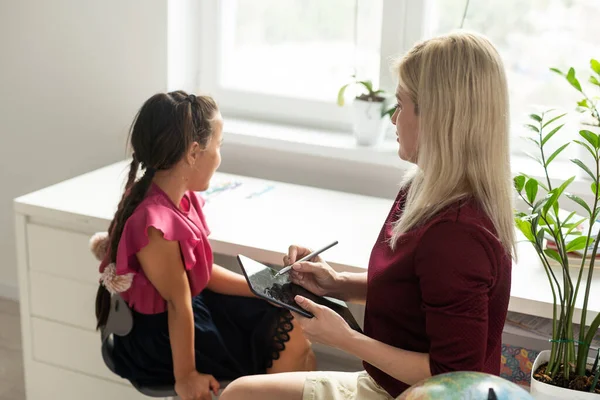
390 31 516 257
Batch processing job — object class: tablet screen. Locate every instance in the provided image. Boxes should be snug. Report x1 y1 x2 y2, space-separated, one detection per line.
237 255 363 333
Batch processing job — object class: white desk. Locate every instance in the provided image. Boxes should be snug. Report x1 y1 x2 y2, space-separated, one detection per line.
12 160 600 399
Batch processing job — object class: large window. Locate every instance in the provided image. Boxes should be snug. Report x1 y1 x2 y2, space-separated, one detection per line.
219 0 383 102
196 0 600 144
198 0 414 130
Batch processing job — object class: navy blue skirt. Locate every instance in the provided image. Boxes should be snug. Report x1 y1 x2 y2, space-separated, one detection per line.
112 290 293 386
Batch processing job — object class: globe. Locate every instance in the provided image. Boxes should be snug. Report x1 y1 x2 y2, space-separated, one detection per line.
398 371 533 400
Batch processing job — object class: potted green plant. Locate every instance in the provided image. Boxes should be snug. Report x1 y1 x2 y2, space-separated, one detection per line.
514 59 600 399
337 77 395 147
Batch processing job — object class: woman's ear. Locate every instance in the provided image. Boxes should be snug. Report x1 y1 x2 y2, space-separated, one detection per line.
187 141 201 165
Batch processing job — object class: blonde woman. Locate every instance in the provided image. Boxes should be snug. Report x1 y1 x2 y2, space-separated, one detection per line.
221 31 516 400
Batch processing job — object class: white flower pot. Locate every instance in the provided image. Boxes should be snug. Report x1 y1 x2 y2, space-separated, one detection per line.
530 350 599 399
351 98 387 147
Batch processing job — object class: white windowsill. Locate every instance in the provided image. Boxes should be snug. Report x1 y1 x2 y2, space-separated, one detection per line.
223 118 594 203
223 118 408 169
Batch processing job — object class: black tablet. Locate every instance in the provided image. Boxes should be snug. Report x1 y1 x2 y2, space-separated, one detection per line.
237 255 363 333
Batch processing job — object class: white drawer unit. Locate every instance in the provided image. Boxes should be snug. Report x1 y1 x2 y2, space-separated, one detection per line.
27 223 100 285
14 213 141 399
29 271 98 331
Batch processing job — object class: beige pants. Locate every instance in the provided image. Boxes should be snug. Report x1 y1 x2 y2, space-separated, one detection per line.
302 371 395 400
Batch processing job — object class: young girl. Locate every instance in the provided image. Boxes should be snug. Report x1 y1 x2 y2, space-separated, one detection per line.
92 91 316 400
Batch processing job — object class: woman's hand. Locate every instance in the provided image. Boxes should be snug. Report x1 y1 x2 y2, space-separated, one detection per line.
290 295 354 348
175 370 220 400
285 245 340 297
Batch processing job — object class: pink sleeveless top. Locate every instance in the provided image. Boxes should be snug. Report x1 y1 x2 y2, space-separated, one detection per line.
101 184 213 314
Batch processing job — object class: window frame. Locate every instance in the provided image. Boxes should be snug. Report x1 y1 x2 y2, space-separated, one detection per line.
190 0 583 161
196 0 426 132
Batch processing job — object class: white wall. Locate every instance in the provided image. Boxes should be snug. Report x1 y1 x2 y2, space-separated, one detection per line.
0 0 168 299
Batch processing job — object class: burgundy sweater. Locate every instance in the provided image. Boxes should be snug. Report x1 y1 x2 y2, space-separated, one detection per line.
363 190 511 397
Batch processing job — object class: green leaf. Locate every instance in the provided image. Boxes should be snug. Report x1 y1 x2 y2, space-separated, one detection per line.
529 113 542 122
525 179 539 204
567 193 592 216
533 195 549 214
593 182 599 198
527 137 540 147
525 152 543 166
565 218 587 236
562 210 578 226
514 175 526 193
526 124 540 133
544 248 562 264
358 80 374 93
567 67 583 92
545 212 557 228
552 201 559 218
546 143 570 166
515 217 535 242
578 99 590 109
591 59 600 75
580 130 600 149
536 228 546 246
574 140 596 158
566 236 592 253
542 112 567 129
590 76 600 87
533 178 549 191
550 67 565 76
542 124 565 146
543 176 575 216
337 83 350 106
381 105 396 119
571 158 596 180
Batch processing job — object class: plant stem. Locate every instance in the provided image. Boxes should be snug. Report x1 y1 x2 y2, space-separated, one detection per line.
576 229 600 372
536 248 559 371
537 115 575 377
460 0 470 28
575 149 600 375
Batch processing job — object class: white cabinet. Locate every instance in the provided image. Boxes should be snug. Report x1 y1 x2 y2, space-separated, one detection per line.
14 215 147 399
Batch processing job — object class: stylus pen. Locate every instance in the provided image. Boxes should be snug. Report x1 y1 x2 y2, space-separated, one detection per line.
274 240 339 277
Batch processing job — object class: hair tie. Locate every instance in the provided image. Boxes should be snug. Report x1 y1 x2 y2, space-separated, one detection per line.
188 94 196 103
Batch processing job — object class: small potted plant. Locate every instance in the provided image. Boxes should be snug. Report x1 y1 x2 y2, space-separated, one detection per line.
337 77 395 147
514 59 600 399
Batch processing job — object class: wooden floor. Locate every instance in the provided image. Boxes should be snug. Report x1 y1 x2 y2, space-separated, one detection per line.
0 298 24 400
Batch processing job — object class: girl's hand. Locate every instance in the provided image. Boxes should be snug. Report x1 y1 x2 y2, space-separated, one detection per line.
175 370 220 400
285 245 340 297
290 295 354 348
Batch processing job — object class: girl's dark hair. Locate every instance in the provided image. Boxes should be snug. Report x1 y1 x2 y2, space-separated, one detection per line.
95 91 219 329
